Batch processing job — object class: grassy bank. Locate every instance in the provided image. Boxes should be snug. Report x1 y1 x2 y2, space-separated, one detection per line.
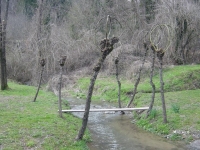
0 82 90 150
72 65 200 142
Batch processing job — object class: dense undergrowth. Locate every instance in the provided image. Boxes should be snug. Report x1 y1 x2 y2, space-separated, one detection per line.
71 65 200 142
0 82 90 150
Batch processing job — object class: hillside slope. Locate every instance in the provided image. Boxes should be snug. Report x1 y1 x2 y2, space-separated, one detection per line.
71 65 200 142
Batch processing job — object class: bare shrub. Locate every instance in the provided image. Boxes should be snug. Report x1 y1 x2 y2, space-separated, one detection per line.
6 42 34 84
46 75 75 96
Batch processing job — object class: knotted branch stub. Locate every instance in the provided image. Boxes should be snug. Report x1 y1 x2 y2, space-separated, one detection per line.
59 56 67 66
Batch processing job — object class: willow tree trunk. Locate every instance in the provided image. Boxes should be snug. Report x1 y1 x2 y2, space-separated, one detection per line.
76 54 105 141
126 43 148 108
58 56 66 117
0 0 9 90
115 57 124 114
33 65 44 102
0 1 2 87
58 66 63 118
76 37 119 140
157 51 167 123
146 46 156 117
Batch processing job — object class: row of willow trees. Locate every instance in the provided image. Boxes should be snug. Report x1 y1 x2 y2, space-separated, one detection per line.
1 0 199 141
75 22 170 140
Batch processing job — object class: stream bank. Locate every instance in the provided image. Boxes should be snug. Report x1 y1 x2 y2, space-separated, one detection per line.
64 97 195 150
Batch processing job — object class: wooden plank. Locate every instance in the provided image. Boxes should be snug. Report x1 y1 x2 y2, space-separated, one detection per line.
61 107 149 112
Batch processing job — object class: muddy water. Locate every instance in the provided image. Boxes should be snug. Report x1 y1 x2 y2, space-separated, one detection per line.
65 97 190 150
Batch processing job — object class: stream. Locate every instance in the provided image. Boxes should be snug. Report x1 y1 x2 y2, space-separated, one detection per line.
65 97 194 150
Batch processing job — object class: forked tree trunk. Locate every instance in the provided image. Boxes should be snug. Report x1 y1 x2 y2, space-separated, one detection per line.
150 44 167 123
126 43 148 108
115 57 124 114
146 46 156 118
76 37 119 140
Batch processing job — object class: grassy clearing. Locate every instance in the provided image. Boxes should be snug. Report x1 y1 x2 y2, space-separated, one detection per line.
0 81 90 150
72 65 200 141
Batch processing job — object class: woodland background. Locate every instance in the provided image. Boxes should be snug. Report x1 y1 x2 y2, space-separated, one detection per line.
2 0 200 85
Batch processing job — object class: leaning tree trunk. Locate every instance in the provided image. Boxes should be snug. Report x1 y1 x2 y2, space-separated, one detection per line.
115 57 124 114
76 37 119 140
146 45 156 118
126 43 148 108
157 50 167 123
33 59 45 102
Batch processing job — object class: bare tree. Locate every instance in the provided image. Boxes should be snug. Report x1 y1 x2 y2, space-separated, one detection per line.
58 56 66 118
36 0 43 58
131 0 141 29
126 42 149 108
76 36 119 140
0 1 2 83
115 57 125 114
76 16 119 140
150 24 170 123
33 59 45 102
156 47 167 123
146 44 156 118
0 0 9 90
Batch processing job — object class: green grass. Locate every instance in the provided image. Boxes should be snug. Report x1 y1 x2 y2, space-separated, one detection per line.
0 81 90 150
72 64 200 141
74 65 200 102
73 77 134 104
137 65 200 92
134 89 200 135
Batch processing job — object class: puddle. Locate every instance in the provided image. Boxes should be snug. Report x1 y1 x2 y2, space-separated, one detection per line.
65 97 192 150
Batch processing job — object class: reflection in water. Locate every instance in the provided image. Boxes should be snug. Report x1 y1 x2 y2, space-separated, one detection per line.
66 98 190 150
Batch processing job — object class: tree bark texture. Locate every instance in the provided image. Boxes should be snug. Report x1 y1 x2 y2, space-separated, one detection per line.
115 57 124 114
0 0 9 90
131 0 141 29
0 0 2 81
76 70 99 140
57 56 66 117
157 51 167 123
76 37 119 140
146 46 156 117
115 57 122 108
33 65 44 102
58 66 63 118
126 43 148 108
36 0 43 58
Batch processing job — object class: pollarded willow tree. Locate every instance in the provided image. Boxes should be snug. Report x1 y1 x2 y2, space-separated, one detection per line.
76 15 119 140
58 56 67 118
149 24 171 124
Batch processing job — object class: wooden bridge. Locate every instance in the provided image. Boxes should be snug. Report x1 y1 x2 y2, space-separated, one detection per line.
61 107 149 112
